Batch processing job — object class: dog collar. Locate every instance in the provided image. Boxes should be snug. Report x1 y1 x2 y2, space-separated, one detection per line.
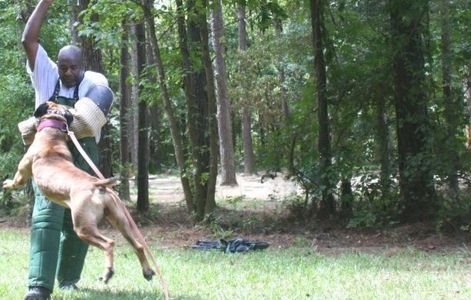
37 119 67 132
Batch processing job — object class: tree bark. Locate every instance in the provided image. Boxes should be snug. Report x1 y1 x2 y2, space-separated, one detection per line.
176 0 213 221
198 0 218 215
144 32 162 174
238 3 256 175
119 21 131 201
440 0 459 196
134 19 150 212
211 0 238 186
376 89 391 195
310 0 335 217
389 0 436 222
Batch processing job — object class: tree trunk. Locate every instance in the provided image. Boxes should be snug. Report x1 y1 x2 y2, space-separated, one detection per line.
440 0 459 196
134 19 149 212
143 0 193 210
176 0 212 221
130 29 139 169
275 18 295 176
211 0 238 186
199 0 218 215
310 0 335 217
376 93 391 194
118 21 131 201
145 33 162 174
389 0 436 222
237 3 256 175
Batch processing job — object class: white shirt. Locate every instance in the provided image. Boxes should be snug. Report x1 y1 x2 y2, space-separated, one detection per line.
27 45 108 109
27 45 109 141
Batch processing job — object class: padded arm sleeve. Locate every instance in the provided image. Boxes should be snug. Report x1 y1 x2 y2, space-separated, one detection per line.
69 85 114 139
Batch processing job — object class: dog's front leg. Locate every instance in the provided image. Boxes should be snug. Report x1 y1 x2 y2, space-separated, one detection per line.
2 152 33 190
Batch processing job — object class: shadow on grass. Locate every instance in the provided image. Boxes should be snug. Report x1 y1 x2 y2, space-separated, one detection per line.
57 287 203 300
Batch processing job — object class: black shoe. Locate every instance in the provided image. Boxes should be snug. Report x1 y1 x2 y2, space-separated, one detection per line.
24 286 51 300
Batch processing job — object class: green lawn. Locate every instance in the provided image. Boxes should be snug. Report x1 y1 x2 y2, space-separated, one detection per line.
1 228 471 299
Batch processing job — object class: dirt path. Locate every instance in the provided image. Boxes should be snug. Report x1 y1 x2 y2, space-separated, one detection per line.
147 173 301 203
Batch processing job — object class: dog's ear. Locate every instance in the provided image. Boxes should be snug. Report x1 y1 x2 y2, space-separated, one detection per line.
33 102 50 118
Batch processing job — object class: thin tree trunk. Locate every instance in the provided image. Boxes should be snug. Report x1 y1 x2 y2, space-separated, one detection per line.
144 32 162 174
310 0 334 217
142 0 193 210
211 0 237 186
135 19 149 212
199 0 218 215
119 21 131 201
440 0 459 196
176 0 197 211
377 93 391 194
237 3 256 175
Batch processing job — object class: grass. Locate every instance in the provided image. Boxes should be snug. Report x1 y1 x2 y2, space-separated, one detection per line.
1 228 471 299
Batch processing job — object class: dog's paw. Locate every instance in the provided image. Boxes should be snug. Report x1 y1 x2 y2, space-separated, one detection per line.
2 179 15 190
99 267 114 284
143 268 155 281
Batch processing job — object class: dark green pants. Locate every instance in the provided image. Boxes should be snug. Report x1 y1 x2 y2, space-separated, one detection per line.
28 137 99 292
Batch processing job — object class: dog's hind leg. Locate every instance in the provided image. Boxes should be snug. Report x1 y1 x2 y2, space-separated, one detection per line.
69 195 116 284
105 207 155 281
74 224 116 283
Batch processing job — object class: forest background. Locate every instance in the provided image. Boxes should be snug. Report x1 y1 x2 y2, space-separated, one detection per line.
0 0 470 231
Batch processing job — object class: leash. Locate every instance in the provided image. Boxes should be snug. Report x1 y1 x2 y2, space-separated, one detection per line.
67 128 105 180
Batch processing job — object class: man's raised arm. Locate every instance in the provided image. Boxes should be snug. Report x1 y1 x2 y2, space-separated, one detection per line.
22 0 53 70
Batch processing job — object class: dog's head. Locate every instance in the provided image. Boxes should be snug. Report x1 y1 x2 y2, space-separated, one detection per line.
34 101 73 126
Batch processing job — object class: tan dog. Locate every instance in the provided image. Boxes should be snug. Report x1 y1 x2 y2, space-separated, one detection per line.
3 101 169 299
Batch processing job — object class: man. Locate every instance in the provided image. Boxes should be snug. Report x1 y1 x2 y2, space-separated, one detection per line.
21 1 113 299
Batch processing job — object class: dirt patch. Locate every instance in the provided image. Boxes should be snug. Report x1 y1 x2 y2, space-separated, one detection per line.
148 173 301 203
143 174 471 253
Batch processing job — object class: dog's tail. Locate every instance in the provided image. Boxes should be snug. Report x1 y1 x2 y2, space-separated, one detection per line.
94 177 119 188
109 190 170 300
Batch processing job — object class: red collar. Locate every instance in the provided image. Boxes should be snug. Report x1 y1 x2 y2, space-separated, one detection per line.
37 119 67 132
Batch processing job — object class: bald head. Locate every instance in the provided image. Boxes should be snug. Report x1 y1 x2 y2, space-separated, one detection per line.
58 45 83 64
57 45 85 88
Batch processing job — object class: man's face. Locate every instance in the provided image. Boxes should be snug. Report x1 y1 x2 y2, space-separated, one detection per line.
57 54 84 88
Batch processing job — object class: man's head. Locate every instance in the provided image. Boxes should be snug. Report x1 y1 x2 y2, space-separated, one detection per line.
57 45 85 88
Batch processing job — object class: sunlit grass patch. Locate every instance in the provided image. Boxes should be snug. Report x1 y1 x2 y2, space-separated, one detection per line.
1 228 471 299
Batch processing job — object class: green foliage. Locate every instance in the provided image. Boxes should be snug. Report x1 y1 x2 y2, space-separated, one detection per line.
0 0 470 226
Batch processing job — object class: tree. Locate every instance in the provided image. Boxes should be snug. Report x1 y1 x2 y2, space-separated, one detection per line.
439 0 460 197
119 21 132 201
310 0 335 217
212 0 238 186
237 2 256 175
142 0 193 210
389 0 436 222
135 18 150 212
175 0 217 220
